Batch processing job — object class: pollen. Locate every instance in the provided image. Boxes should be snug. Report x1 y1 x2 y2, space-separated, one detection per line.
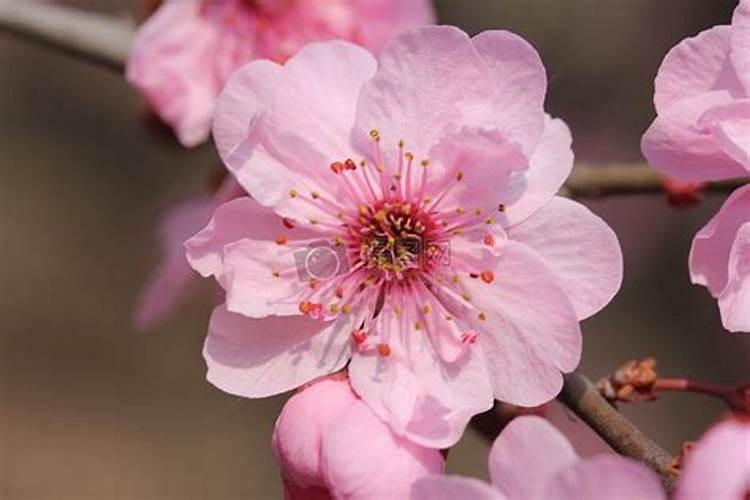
377 343 392 357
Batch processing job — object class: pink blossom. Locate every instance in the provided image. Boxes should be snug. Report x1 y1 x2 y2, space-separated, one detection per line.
641 0 750 181
126 0 435 147
411 416 665 500
272 374 443 500
690 185 750 332
134 177 243 330
187 26 623 447
674 417 750 499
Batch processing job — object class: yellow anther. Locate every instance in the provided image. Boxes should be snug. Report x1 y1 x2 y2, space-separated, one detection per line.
330 303 339 314
405 152 414 161
421 159 429 167
461 292 471 302
342 304 351 314
421 305 431 315
311 191 320 199
485 217 495 225
414 320 423 330
478 312 487 321
369 129 380 141
373 209 387 222
456 207 466 215
289 189 299 198
272 271 280 278
474 208 483 216
398 139 404 148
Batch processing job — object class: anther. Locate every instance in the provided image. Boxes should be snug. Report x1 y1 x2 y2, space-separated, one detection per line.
345 159 357 170
377 343 392 357
275 234 288 245
483 234 495 246
282 217 296 229
480 271 495 284
455 171 464 181
289 189 299 198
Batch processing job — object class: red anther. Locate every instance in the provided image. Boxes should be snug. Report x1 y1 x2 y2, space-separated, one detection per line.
335 286 344 299
299 301 322 319
299 301 312 315
282 217 296 229
351 330 367 345
460 332 478 344
308 279 320 290
377 343 392 357
330 161 344 174
344 159 357 171
275 234 288 245
483 234 495 247
469 273 479 279
662 177 706 208
480 270 495 284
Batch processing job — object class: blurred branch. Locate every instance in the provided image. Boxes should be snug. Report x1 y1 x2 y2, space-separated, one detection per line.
558 371 677 491
0 0 132 71
565 164 747 198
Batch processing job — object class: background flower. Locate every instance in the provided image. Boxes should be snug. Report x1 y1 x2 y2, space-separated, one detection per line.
412 416 665 500
126 0 435 147
272 374 444 500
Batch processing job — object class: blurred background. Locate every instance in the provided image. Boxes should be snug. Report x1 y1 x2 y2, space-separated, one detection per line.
0 0 746 498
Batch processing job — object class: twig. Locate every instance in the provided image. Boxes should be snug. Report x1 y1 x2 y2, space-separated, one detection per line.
0 0 132 71
566 164 747 198
558 371 677 491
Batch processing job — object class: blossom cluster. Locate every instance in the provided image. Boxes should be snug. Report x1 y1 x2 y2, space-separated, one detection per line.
122 0 750 498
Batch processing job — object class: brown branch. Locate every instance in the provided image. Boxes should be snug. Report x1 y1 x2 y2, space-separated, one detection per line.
0 0 132 71
565 164 747 198
558 371 677 491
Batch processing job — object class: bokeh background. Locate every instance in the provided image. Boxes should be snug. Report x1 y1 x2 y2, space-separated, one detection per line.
1 1 746 498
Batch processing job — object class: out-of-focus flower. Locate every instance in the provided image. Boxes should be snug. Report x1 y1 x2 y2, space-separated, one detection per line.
134 177 243 330
272 374 443 500
674 417 750 499
411 416 665 500
187 26 623 447
641 0 750 181
126 0 435 147
690 185 750 332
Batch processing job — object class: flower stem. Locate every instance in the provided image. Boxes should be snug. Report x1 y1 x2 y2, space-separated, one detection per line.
653 378 747 412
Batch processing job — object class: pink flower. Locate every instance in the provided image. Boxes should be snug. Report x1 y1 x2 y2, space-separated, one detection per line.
690 185 750 332
134 177 243 330
126 0 435 147
674 417 750 499
412 416 665 500
272 374 443 500
641 0 750 181
187 26 623 447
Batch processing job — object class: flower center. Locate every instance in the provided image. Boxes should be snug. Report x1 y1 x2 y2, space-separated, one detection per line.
354 200 438 280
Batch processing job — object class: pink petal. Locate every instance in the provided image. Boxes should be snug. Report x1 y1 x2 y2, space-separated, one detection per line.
203 305 352 398
411 476 506 500
126 2 223 147
185 196 317 283
134 195 214 329
698 99 750 168
272 376 358 491
488 415 577 500
675 418 750 500
497 116 574 226
264 41 376 168
321 397 444 500
653 26 743 114
354 26 546 163
543 455 666 500
689 185 750 295
508 197 623 320
642 91 749 181
348 324 493 448
718 222 750 332
732 0 750 94
463 241 582 406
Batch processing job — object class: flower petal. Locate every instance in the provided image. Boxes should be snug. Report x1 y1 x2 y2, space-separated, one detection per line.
642 91 749 181
272 376 357 491
698 99 750 168
653 25 744 113
489 416 577 500
544 455 666 500
733 0 750 93
411 476 506 500
348 315 493 448
674 418 750 500
690 185 750 295
718 222 750 332
497 116 574 226
354 26 546 162
351 0 436 53
508 197 623 320
203 305 352 398
127 2 223 146
463 241 581 406
321 398 444 500
186 196 317 282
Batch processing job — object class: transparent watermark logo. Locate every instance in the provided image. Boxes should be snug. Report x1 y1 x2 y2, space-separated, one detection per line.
293 239 451 282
